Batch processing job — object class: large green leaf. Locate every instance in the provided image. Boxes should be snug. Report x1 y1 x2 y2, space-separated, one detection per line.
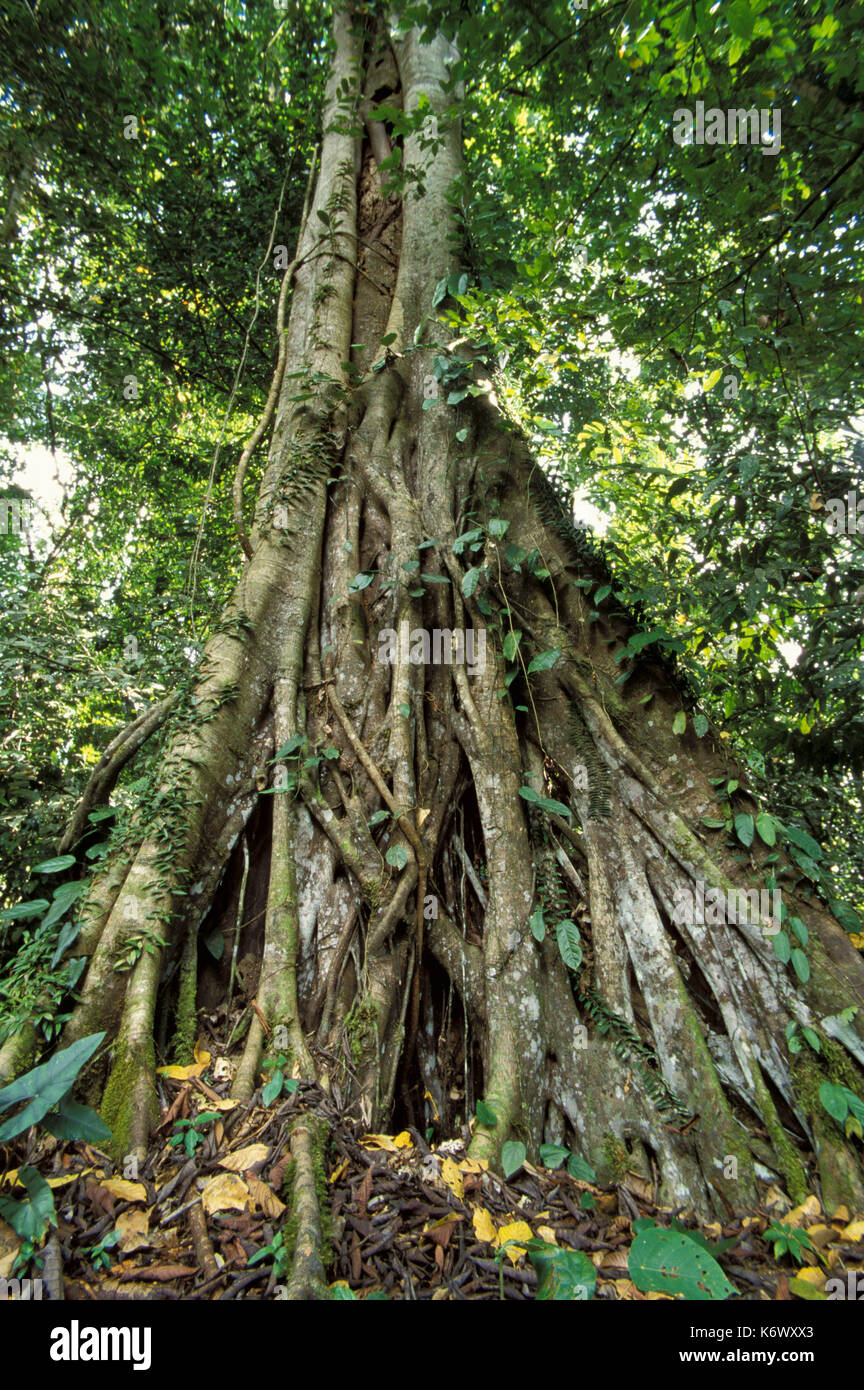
42 1096 112 1144
0 1032 106 1140
628 1224 735 1300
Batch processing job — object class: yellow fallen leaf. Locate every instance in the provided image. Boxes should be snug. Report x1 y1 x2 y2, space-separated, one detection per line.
2 1169 91 1190
782 1195 821 1228
496 1220 533 1262
329 1159 349 1185
219 1143 270 1172
841 1219 864 1242
201 1173 249 1216
393 1131 413 1149
472 1207 497 1243
849 934 864 949
99 1178 148 1203
247 1175 286 1218
156 1062 206 1080
537 1226 558 1244
157 1038 212 1081
360 1133 404 1153
116 1208 150 1253
440 1157 464 1200
459 1157 488 1175
792 1266 826 1290
831 1205 850 1227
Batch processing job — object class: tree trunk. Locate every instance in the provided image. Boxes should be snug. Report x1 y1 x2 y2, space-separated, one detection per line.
10 8 864 1280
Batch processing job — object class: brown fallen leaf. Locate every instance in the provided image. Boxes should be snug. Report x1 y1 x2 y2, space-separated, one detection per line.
247 1175 286 1218
116 1208 151 1254
99 1178 148 1203
219 1143 270 1173
775 1273 790 1300
201 1173 250 1216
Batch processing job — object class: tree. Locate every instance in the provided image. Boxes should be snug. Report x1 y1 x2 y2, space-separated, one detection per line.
1 0 863 1299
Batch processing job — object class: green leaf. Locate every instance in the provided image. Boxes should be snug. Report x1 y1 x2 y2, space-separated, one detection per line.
518 785 540 804
789 916 808 947
50 918 82 967
461 566 482 598
539 1143 570 1169
529 905 546 942
537 796 572 819
791 949 810 983
526 647 561 674
487 518 509 538
672 711 686 735
773 930 791 964
368 809 391 827
628 1225 735 1300
755 813 776 847
556 920 583 971
0 899 50 924
272 732 305 761
0 1166 57 1241
693 714 709 738
501 1140 526 1178
502 629 521 661
727 0 754 40
348 571 375 592
782 824 823 861
203 927 224 961
819 1081 848 1124
32 855 76 874
42 880 86 931
475 1100 497 1127
0 1032 106 1141
261 1072 284 1106
527 1240 596 1300
42 1096 112 1144
734 813 754 849
385 844 409 871
567 1154 597 1183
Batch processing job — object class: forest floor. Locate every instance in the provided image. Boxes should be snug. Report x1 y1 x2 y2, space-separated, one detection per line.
2 1051 863 1302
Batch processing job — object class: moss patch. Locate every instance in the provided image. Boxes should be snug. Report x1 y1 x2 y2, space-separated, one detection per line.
100 1038 158 1162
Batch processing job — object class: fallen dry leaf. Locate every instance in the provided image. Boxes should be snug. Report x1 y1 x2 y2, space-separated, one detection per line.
472 1207 496 1243
99 1177 148 1204
219 1143 269 1173
359 1132 412 1153
201 1173 250 1216
783 1194 821 1228
247 1175 286 1218
440 1157 464 1200
116 1208 151 1253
